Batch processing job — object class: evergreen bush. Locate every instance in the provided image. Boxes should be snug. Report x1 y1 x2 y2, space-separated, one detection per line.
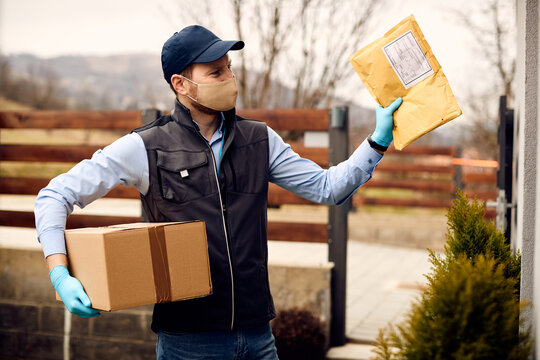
371 190 531 360
442 189 521 291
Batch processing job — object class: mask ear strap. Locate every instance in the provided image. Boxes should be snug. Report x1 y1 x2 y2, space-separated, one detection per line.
180 75 197 85
180 75 198 102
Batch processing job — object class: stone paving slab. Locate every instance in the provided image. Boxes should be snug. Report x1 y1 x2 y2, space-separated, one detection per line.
326 343 375 360
268 240 431 343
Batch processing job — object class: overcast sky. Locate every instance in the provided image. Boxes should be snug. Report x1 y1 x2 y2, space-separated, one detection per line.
0 0 496 114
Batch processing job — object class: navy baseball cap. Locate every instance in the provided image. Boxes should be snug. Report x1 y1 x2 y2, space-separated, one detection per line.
161 25 244 83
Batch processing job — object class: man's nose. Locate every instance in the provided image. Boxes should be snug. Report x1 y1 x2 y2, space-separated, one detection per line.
223 69 234 80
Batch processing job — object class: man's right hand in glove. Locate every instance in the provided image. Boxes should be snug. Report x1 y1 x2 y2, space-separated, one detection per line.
49 263 101 318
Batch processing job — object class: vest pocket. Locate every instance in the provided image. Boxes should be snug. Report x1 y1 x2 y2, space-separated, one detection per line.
156 150 212 202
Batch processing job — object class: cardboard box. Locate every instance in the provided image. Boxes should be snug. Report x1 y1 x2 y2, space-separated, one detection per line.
59 221 212 311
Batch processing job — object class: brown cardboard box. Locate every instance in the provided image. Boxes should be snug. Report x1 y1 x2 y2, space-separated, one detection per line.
59 221 212 311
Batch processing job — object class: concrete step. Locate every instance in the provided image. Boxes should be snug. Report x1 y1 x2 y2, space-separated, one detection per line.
326 343 376 360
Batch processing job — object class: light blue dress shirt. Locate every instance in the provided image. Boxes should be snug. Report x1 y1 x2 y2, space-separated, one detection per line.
34 117 383 258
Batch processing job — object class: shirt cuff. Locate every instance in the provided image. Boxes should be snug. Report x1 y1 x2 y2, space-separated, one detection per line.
351 138 384 172
39 229 67 258
333 139 384 205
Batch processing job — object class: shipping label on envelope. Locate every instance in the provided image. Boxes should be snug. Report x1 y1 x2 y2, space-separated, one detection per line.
350 15 462 150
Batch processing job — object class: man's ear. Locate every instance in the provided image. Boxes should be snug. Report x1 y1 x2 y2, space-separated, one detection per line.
171 75 189 96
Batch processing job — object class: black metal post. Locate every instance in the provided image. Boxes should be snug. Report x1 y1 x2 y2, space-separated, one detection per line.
454 147 463 194
497 96 514 243
328 106 350 347
140 109 161 222
142 109 161 126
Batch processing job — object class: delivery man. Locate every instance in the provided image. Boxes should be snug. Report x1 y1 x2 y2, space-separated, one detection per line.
35 25 402 359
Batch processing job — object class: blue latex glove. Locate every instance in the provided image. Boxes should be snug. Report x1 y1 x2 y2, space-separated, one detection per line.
50 265 101 318
372 97 403 147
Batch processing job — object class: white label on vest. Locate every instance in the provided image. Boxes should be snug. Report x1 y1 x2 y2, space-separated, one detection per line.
180 169 189 178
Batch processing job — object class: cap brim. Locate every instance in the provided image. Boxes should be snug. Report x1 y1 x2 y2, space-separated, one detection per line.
192 40 245 63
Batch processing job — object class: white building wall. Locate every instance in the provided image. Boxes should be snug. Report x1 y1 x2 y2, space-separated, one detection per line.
533 0 540 355
517 0 539 356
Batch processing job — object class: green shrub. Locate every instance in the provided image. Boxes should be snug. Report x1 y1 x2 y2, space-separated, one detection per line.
443 189 521 291
372 255 530 360
371 190 531 360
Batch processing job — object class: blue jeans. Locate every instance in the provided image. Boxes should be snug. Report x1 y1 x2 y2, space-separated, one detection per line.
156 322 279 360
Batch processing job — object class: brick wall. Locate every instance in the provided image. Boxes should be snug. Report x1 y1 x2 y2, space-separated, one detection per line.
1 248 156 360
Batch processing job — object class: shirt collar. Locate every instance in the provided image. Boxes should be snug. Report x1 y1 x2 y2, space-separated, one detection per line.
191 113 225 146
171 99 227 141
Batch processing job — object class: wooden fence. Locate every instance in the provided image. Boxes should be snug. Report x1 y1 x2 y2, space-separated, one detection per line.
0 108 499 345
0 107 353 346
352 145 498 216
0 109 499 227
0 109 338 241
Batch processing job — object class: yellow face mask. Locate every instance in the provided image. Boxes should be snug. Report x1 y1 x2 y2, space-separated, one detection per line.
182 75 238 111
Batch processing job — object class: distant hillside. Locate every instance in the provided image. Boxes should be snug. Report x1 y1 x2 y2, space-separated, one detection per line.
6 53 174 110
4 53 375 129
0 96 33 111
4 53 460 146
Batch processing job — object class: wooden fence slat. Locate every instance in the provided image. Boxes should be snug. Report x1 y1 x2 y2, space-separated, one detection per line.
462 172 498 185
0 211 140 229
1 177 311 204
268 183 315 206
485 208 496 219
238 109 329 131
0 210 328 243
0 111 142 130
386 146 456 156
0 178 49 195
375 163 456 175
0 178 140 199
0 210 140 229
2 143 328 166
288 142 328 167
267 221 327 243
354 197 453 208
106 186 141 199
2 144 100 162
353 144 457 156
363 179 455 193
0 109 329 131
1 177 492 206
463 189 498 200
0 210 36 228
1 177 305 203
66 214 141 229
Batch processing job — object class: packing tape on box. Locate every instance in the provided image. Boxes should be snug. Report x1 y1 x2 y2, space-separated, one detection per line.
148 226 172 303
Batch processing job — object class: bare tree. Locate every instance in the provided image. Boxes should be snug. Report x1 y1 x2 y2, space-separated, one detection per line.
0 55 68 110
26 64 68 110
164 0 382 109
0 56 12 95
450 0 515 159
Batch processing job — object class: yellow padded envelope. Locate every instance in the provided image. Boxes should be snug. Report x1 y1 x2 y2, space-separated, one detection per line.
350 15 462 150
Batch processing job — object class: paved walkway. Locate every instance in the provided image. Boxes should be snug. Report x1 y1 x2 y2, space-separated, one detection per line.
267 240 431 343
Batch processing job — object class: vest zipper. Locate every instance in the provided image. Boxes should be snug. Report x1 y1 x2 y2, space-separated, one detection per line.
204 137 235 331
